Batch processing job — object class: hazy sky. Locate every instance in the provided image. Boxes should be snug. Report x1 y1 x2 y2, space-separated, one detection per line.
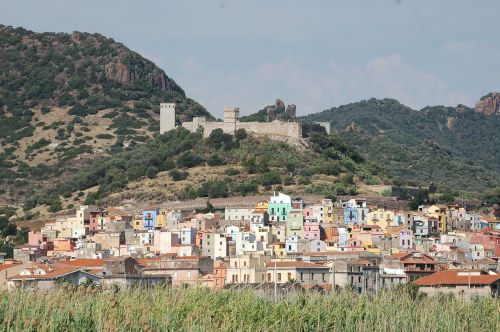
2 0 499 117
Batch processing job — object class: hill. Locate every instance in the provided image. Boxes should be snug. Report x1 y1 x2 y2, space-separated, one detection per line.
302 97 500 193
22 127 384 218
0 25 210 204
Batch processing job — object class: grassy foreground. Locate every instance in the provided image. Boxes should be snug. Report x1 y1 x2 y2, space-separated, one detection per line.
0 286 498 331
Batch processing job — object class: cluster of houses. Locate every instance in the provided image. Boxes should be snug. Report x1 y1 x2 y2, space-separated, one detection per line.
4 192 500 297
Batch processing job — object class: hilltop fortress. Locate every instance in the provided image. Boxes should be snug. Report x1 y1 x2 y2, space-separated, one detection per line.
159 103 330 139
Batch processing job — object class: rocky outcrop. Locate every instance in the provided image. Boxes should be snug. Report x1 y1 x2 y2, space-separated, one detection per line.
475 93 500 115
265 99 297 122
345 122 362 133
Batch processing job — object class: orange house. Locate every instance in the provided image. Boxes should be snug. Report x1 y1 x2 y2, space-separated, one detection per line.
52 239 74 252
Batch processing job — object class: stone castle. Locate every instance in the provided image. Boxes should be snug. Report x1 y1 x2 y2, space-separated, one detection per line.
159 103 330 139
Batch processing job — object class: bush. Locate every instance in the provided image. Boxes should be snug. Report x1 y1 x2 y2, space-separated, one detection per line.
207 128 233 150
146 166 158 179
169 169 188 181
207 154 226 166
225 168 239 176
48 199 62 213
234 128 247 141
177 152 203 168
96 133 114 139
259 171 282 186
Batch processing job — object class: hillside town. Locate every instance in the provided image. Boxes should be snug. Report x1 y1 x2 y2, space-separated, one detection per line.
3 192 499 298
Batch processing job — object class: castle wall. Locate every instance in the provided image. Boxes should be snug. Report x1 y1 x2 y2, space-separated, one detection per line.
236 121 302 139
181 119 302 139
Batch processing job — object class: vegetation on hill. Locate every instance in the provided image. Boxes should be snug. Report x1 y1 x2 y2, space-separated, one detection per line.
1 286 497 331
0 24 210 203
24 127 383 213
303 98 500 194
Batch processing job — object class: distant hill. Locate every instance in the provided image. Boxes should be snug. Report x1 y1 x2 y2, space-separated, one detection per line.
0 24 211 203
303 97 500 192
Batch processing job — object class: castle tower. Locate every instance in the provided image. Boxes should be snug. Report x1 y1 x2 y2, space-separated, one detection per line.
223 106 239 134
160 103 176 134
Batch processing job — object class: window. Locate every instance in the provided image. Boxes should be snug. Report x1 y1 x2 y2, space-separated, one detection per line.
311 273 315 280
187 271 191 278
288 273 292 281
322 273 325 282
300 273 303 281
243 261 247 267
268 273 271 281
278 273 282 281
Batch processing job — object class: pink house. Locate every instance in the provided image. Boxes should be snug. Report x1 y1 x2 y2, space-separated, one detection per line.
303 208 313 220
303 221 321 240
88 211 100 234
28 231 43 246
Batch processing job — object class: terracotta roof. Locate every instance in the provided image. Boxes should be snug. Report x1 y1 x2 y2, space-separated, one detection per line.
9 266 81 280
265 261 327 268
0 262 23 271
59 259 104 267
414 270 500 286
348 260 373 265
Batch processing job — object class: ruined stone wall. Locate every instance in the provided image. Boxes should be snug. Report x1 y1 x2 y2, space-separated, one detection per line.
236 121 302 139
181 118 303 139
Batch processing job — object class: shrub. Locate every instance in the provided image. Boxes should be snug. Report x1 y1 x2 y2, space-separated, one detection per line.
207 128 233 149
96 133 114 139
207 154 226 166
169 169 188 181
259 171 282 186
146 166 158 179
177 151 203 168
225 168 239 176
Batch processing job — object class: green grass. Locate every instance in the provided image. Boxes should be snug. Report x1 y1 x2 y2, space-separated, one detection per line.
0 286 498 331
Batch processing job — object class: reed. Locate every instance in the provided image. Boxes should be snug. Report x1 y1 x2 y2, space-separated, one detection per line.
0 285 498 331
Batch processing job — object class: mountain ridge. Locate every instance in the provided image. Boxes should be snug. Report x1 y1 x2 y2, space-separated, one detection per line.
302 97 500 192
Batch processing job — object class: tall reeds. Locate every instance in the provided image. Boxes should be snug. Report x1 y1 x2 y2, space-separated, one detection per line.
0 285 498 331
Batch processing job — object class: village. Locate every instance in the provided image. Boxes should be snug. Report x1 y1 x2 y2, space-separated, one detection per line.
2 192 499 298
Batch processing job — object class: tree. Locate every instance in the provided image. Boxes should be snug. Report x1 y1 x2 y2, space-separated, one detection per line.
408 189 430 210
2 223 17 237
234 128 247 141
49 199 62 213
169 169 188 181
146 166 158 179
207 128 233 149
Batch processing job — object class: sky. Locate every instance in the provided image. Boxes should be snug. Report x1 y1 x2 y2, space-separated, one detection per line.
1 0 499 117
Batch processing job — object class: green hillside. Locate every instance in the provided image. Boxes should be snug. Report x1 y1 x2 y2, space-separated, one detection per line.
24 127 383 214
0 25 210 203
303 98 500 192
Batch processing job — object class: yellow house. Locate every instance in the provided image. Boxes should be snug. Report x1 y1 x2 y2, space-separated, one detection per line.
132 215 143 231
426 205 450 233
322 199 334 223
155 208 171 229
255 200 269 213
367 208 395 231
270 242 287 257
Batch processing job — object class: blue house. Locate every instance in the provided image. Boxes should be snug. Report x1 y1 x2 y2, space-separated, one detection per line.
345 207 358 223
143 208 159 230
